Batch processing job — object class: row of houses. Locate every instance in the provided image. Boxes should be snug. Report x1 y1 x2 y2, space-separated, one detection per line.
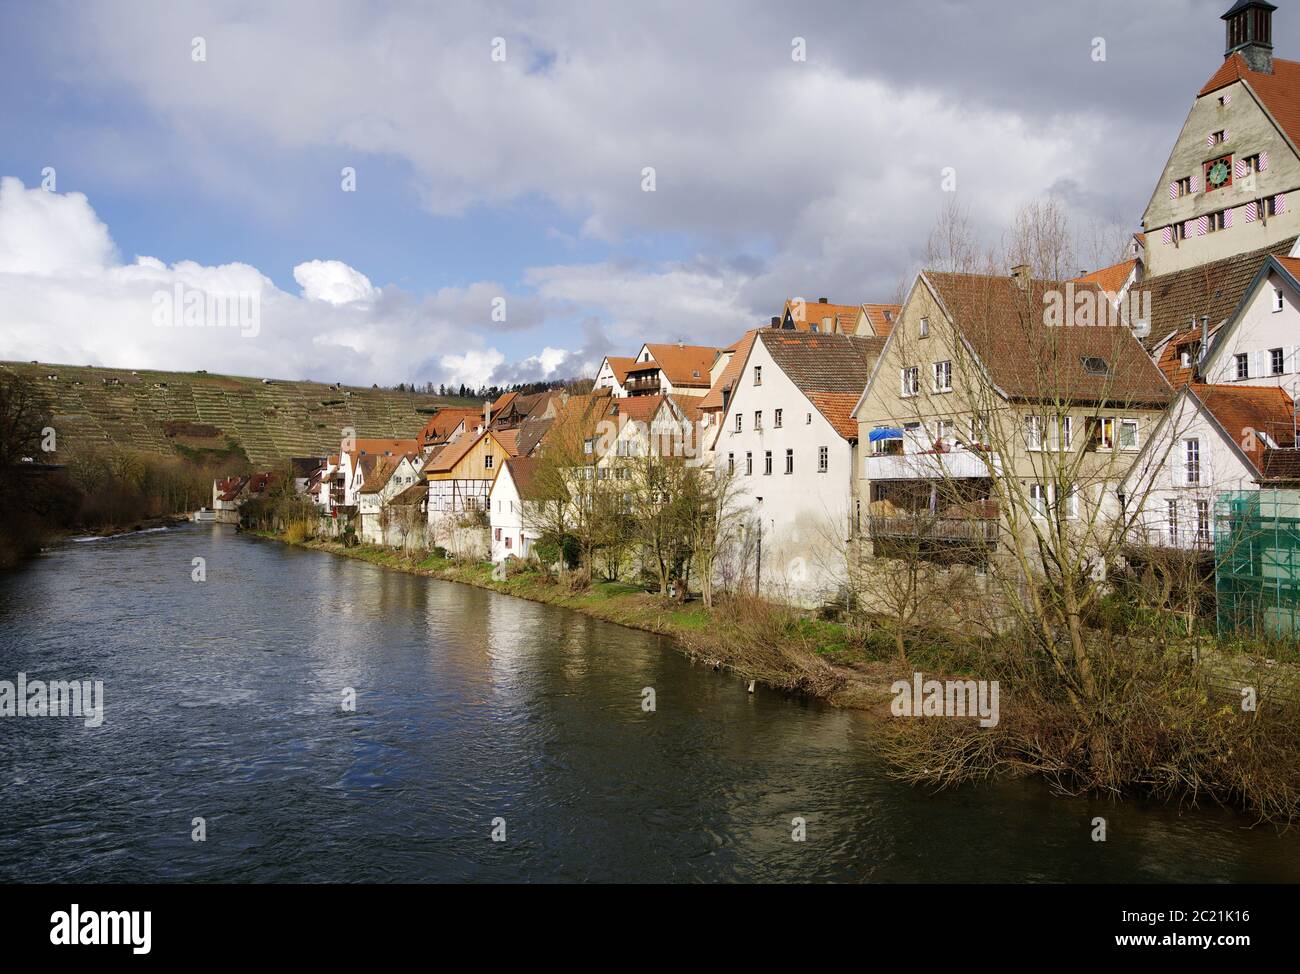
226 3 1300 628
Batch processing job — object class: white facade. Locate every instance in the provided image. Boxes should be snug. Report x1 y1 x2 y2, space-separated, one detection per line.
1200 262 1300 390
488 463 540 563
714 338 857 605
594 357 629 398
358 455 424 545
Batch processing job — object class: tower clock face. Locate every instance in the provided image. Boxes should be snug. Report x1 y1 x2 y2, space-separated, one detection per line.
1206 156 1232 189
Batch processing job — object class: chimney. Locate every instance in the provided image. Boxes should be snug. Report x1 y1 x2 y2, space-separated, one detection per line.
1011 264 1031 290
484 399 491 427
818 297 829 304
1198 315 1210 377
770 316 780 327
1222 0 1276 74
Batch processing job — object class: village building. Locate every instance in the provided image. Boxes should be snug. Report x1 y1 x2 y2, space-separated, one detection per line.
715 330 883 605
1141 1 1299 277
594 356 637 397
489 456 542 563
623 342 719 398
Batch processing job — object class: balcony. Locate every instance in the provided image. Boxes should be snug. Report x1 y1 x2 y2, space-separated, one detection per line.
867 514 1000 546
624 372 663 396
865 447 996 481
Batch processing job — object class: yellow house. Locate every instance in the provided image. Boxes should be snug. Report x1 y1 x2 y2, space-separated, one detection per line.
425 428 519 524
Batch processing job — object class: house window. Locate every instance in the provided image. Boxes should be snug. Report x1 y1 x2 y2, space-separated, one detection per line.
806 412 812 424
971 412 989 444
1244 153 1262 174
1275 287 1285 313
1236 353 1249 380
764 450 772 475
1061 416 1073 450
774 408 783 428
735 413 743 432
1026 415 1043 451
937 420 955 447
1118 419 1138 451
494 527 502 541
754 365 762 386
1210 131 1227 145
933 360 952 392
919 317 930 338
901 366 920 397
1197 499 1211 545
1272 348 1285 375
1205 210 1227 233
785 449 794 474
754 410 762 430
817 446 828 473
505 536 512 549
1089 417 1114 450
1030 484 1047 518
727 452 735 475
1168 499 1179 544
745 452 753 476
1175 176 1193 197
1184 437 1201 485
485 454 494 469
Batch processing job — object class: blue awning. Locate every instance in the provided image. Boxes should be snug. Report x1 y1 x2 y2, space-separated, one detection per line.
869 427 904 442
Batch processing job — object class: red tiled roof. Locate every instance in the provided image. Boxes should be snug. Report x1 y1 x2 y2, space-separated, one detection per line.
1199 54 1300 149
700 329 760 411
807 392 862 440
1073 258 1137 298
604 356 637 384
502 455 541 498
859 303 902 338
788 299 862 334
643 344 719 387
356 437 420 457
1194 384 1296 477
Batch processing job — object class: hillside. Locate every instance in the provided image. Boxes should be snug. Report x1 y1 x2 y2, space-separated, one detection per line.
3 360 478 467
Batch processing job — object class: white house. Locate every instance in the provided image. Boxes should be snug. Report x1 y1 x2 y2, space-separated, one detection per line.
489 456 542 563
713 330 883 605
1123 383 1295 549
357 453 425 545
1192 255 1300 389
593 356 636 398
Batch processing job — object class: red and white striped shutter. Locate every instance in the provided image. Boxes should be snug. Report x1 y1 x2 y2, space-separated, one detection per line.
1185 220 1196 238
1277 193 1288 215
1197 216 1209 236
1223 93 1232 106
1206 133 1215 147
1191 172 1201 192
1169 180 1178 199
1224 207 1233 228
1235 158 1248 178
1162 226 1173 244
1246 201 1258 222
1260 150 1269 172
1224 129 1229 142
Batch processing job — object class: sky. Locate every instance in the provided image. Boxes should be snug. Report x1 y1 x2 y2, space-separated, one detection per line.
0 0 1252 389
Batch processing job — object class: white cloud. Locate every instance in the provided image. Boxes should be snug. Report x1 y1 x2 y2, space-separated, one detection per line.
0 179 542 387
293 259 377 305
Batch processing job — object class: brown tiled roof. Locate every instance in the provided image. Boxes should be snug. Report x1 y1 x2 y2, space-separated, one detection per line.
358 455 399 494
514 415 554 456
668 393 703 424
491 391 517 414
1156 326 1210 388
425 430 486 474
1073 258 1137 298
759 331 884 396
419 408 480 447
356 437 421 457
389 481 428 505
502 455 541 498
1261 448 1300 484
643 343 719 387
925 271 1171 406
216 475 248 502
1199 54 1300 149
806 392 862 440
611 394 666 424
700 329 760 411
1194 384 1296 477
1142 238 1297 352
858 303 902 337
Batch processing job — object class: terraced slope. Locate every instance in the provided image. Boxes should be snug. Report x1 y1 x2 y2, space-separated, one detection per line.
3 360 477 466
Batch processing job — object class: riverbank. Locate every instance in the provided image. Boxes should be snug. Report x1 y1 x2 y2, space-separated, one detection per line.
248 531 900 711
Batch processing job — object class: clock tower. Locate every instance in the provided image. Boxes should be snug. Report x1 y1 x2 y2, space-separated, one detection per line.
1223 0 1276 74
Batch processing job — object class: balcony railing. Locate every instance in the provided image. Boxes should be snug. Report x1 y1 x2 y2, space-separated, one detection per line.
866 448 996 481
624 374 662 394
866 514 1000 546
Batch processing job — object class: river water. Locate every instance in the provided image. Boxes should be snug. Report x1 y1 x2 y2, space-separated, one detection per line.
0 523 1296 882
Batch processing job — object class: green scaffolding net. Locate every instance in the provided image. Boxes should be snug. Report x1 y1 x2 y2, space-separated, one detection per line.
1215 489 1300 638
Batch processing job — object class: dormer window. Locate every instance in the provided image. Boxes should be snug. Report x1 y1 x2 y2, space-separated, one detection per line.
1082 356 1109 376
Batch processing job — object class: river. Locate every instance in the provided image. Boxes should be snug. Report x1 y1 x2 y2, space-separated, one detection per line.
0 523 1296 882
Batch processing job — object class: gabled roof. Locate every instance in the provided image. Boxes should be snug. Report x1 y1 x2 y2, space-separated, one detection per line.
1193 383 1296 478
1198 53 1300 150
1073 258 1138 299
611 394 666 424
389 481 429 505
750 331 885 441
667 393 703 424
358 455 399 494
1141 237 1297 352
602 356 637 384
924 271 1171 406
500 455 542 499
642 343 719 387
355 437 421 458
514 415 554 457
858 303 903 338
699 329 760 411
785 298 862 334
425 429 513 475
419 408 481 447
